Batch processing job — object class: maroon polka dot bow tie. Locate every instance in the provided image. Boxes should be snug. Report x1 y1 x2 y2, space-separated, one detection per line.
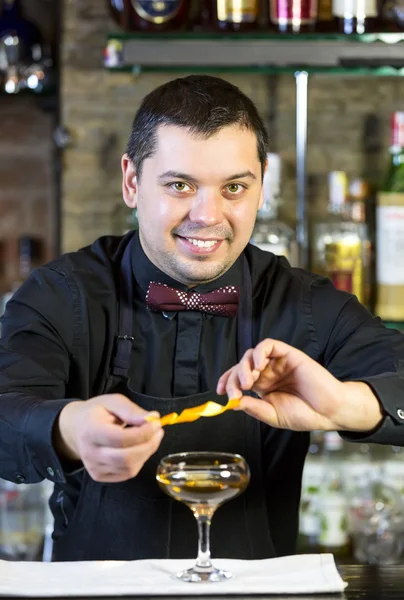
146 282 240 317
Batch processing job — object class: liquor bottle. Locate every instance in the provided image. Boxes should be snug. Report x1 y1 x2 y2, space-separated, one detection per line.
250 153 298 266
318 432 351 561
347 465 404 565
270 0 318 32
343 441 373 497
109 0 125 28
381 446 404 496
348 178 374 311
315 0 337 31
215 0 259 31
381 0 404 31
0 0 47 94
108 0 188 32
375 112 404 322
0 0 42 60
312 171 370 306
332 0 379 34
297 432 323 554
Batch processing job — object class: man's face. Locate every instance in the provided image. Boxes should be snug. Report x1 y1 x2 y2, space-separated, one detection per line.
122 124 264 287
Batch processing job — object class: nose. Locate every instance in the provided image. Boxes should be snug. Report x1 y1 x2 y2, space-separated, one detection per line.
188 189 224 227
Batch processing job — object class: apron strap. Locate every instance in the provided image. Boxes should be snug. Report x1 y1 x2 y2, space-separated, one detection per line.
111 242 135 377
111 240 254 377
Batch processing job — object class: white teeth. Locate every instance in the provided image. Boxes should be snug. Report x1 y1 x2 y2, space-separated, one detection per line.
186 238 218 248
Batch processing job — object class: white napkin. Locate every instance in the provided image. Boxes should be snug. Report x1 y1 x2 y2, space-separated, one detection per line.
0 553 347 596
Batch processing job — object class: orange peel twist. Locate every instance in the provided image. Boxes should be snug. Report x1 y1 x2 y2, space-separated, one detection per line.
145 398 241 427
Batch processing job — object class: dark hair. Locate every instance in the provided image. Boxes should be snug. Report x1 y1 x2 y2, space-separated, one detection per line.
126 75 269 180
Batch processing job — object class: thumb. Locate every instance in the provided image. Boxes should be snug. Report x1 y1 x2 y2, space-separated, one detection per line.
98 394 160 426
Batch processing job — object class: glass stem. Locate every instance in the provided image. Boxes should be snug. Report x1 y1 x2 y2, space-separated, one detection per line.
195 515 212 569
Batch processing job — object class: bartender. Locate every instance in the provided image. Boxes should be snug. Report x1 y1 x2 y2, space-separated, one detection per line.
1 75 404 562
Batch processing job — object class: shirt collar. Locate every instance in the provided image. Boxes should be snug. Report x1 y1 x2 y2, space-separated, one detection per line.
131 231 243 296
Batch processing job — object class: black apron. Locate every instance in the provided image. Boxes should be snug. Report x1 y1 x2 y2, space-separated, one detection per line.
53 243 275 561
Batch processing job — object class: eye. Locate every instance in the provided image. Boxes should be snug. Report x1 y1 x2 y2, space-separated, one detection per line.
171 182 191 192
226 183 245 195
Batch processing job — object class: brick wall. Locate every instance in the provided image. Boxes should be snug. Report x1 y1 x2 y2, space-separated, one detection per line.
61 0 404 252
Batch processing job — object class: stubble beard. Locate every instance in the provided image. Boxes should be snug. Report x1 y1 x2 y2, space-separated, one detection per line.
160 249 235 287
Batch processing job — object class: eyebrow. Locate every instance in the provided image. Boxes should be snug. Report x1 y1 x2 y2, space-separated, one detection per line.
157 170 257 184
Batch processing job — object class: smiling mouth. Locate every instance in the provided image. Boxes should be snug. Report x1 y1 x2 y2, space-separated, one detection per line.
181 236 220 248
175 235 224 253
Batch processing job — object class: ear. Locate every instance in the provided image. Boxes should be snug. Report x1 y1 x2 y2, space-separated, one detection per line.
258 157 269 211
122 154 138 209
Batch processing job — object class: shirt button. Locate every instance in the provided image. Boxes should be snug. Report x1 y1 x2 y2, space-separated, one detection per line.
397 409 404 420
46 467 55 477
15 474 26 484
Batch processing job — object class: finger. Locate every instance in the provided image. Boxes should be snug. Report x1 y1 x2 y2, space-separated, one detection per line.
98 394 154 426
216 367 233 394
95 429 165 474
225 367 244 401
238 349 262 389
252 339 305 372
252 340 277 371
91 420 162 448
239 396 279 427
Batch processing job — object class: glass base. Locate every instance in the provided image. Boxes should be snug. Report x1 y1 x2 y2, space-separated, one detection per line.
176 565 232 583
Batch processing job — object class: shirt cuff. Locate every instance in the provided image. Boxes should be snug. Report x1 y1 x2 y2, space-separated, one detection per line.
340 373 404 445
23 398 83 484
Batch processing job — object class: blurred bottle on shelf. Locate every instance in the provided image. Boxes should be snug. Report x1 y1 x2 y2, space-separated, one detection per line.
332 0 379 34
0 0 53 94
109 0 125 24
348 178 374 311
375 112 404 322
343 442 373 496
312 171 370 307
270 0 318 32
347 469 404 565
297 431 323 554
250 153 298 265
315 0 337 30
108 0 188 32
215 0 260 31
382 446 404 496
0 480 47 561
381 0 404 31
318 432 351 561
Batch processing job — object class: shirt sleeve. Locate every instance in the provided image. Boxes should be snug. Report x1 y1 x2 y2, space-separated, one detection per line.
0 267 80 485
311 277 404 445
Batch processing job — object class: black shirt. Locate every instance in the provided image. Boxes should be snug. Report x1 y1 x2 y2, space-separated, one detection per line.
1 231 404 548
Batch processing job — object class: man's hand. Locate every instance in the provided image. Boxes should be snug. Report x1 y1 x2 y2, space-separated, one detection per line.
54 394 164 482
217 338 383 433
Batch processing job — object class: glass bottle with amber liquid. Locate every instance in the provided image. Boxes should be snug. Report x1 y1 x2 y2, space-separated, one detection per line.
315 0 338 31
312 171 370 306
108 0 188 32
215 0 259 31
375 112 404 323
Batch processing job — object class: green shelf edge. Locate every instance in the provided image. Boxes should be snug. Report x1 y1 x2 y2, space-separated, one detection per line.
105 31 404 75
107 31 404 43
106 65 404 76
384 321 404 332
